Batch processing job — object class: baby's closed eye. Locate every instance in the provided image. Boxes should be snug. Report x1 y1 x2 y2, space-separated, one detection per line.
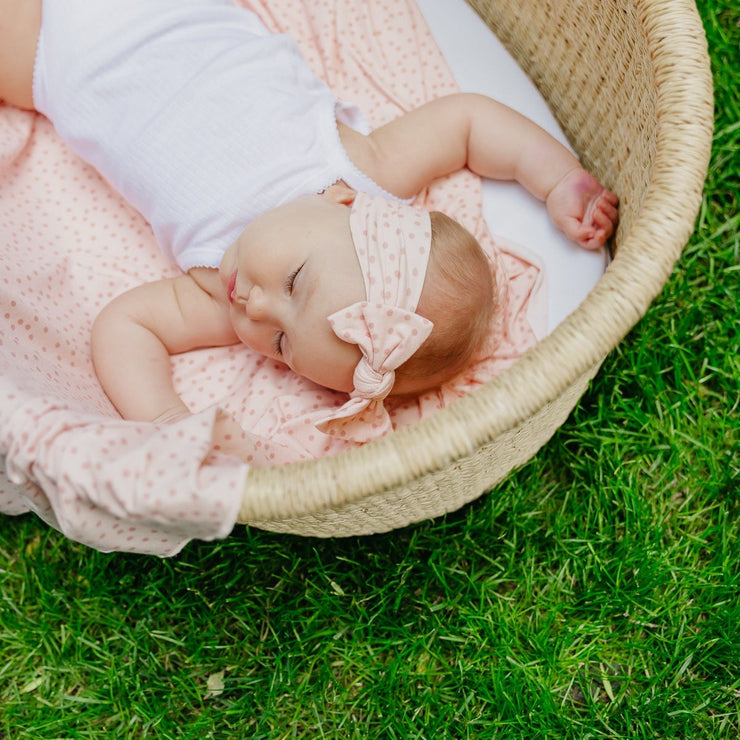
273 330 286 356
284 263 304 295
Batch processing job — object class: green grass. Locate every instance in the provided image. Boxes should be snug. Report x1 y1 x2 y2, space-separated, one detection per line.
1 2 738 737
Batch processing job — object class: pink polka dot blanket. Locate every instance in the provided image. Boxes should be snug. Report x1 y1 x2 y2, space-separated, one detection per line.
0 0 543 555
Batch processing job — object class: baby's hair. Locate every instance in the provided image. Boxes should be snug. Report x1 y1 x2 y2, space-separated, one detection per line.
394 211 495 394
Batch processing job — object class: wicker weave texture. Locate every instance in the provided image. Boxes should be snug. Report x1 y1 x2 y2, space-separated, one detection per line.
237 0 714 536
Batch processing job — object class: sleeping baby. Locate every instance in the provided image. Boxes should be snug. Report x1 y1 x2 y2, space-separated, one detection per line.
0 0 618 448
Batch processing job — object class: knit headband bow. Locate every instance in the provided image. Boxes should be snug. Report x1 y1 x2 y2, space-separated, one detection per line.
315 193 434 442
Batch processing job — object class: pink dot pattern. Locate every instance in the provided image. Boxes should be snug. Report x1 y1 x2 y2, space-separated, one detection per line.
0 0 542 554
315 194 434 442
319 299 434 442
350 193 431 309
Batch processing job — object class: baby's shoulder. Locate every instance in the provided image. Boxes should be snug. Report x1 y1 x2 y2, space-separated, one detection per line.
168 269 236 347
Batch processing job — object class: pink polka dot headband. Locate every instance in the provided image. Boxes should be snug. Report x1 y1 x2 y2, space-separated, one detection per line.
315 193 434 442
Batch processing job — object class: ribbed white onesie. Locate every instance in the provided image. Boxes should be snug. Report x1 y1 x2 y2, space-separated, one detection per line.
33 0 399 270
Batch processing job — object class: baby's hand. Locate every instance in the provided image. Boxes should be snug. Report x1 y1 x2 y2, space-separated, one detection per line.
546 167 619 250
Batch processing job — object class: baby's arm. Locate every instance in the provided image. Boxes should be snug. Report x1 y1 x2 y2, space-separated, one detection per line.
346 93 618 249
91 273 238 422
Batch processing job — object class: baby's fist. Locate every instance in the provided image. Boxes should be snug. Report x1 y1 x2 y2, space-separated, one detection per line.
547 168 619 250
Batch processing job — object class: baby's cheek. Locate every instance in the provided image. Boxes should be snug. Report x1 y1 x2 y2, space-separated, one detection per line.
293 337 359 393
232 316 263 354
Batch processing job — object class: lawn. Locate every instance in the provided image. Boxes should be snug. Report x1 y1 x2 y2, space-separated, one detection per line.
1 1 737 737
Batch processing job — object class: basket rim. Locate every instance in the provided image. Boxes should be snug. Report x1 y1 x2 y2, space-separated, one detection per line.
238 0 714 525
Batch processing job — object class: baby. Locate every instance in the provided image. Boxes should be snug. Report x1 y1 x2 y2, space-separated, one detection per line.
0 0 618 444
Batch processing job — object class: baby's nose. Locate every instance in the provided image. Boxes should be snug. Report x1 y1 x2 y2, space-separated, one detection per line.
243 285 270 320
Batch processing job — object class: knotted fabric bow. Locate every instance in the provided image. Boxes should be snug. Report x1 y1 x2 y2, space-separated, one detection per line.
315 193 434 442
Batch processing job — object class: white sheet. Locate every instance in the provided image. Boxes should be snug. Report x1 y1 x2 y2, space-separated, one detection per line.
417 0 608 334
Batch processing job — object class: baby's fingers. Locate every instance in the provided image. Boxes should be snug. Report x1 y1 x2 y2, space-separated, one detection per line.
596 196 619 226
561 217 604 250
602 189 619 207
572 215 616 250
579 230 610 250
592 205 618 237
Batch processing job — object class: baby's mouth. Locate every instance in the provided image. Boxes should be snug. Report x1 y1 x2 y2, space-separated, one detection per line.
227 271 237 304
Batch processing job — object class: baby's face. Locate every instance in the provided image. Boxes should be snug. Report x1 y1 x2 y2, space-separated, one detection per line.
219 188 365 393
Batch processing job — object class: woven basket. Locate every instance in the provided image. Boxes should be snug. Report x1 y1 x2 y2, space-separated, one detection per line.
236 0 714 536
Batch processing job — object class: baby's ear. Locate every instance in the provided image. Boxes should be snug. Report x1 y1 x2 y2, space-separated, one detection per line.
323 181 357 206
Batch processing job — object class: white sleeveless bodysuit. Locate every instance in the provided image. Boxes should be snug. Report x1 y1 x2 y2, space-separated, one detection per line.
33 0 399 270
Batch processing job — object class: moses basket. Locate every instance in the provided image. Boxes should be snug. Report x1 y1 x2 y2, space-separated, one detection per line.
229 0 714 536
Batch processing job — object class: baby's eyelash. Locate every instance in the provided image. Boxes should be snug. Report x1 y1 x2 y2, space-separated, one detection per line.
273 331 285 357
274 263 304 356
284 263 304 295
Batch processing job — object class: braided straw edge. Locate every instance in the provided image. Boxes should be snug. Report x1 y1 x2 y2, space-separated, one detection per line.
237 0 714 533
